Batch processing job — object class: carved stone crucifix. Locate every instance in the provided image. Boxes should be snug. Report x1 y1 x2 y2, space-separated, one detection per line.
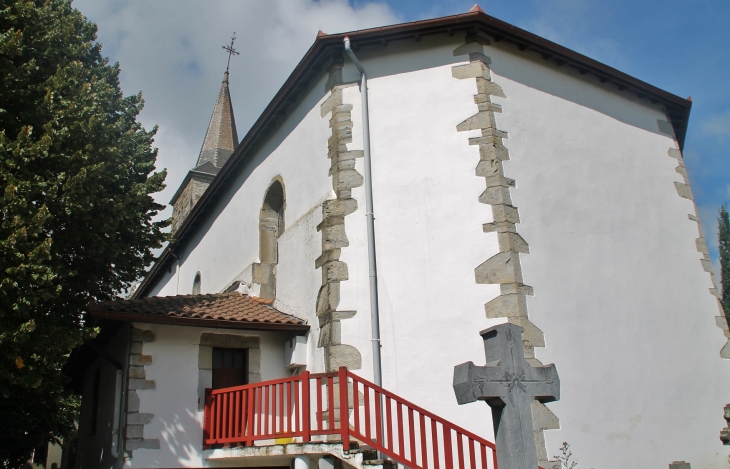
453 323 560 469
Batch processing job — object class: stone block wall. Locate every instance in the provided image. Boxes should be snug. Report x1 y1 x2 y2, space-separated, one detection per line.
125 327 159 454
171 175 213 234
315 62 364 374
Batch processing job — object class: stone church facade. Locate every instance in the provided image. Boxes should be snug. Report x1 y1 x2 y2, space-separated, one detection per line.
67 7 730 469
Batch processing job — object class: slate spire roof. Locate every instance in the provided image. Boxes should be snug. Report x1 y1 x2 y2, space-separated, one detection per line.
195 71 239 170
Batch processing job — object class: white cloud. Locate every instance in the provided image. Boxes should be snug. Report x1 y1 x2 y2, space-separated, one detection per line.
72 0 400 219
702 110 730 140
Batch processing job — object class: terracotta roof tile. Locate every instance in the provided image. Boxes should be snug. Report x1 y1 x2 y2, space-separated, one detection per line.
90 292 308 331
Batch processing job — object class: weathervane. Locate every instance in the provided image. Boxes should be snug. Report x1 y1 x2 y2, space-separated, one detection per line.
222 33 240 72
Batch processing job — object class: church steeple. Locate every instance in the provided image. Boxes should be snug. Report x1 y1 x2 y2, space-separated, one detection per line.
171 75 240 234
170 36 241 234
195 71 239 169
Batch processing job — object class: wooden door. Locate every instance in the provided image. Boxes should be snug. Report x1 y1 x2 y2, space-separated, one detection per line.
212 348 248 389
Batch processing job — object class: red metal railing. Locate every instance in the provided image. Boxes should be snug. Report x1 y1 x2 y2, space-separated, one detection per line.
203 367 497 469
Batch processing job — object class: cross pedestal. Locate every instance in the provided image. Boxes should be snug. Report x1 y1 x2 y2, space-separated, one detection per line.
453 323 560 469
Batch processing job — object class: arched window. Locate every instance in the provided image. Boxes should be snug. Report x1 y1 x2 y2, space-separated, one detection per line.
192 272 201 295
258 180 285 299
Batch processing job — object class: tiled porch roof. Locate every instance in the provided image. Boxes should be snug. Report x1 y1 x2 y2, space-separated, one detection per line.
89 292 308 331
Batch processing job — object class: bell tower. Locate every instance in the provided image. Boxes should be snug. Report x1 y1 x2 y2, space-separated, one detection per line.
170 36 240 234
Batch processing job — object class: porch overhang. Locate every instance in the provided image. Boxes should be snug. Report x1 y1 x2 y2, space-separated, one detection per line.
89 292 309 332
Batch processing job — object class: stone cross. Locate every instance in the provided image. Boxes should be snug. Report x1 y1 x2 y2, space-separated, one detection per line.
453 323 560 469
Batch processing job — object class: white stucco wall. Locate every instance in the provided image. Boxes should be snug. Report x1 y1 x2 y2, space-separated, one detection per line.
335 41 499 444
489 48 729 468
126 324 295 468
333 36 730 468
141 32 730 469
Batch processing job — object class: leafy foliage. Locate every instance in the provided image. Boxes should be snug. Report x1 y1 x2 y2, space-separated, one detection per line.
0 0 168 465
719 206 730 320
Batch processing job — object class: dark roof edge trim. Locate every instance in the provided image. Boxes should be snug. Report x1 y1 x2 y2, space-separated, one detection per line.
89 309 310 332
134 9 691 299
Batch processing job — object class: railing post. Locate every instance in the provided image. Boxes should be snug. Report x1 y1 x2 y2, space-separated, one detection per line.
246 388 255 446
339 366 350 450
301 370 311 442
198 368 496 469
203 388 212 449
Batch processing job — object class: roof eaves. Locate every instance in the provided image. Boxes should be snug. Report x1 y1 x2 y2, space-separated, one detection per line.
89 309 310 332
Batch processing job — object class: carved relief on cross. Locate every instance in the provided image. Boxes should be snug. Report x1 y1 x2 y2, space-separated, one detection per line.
453 323 560 469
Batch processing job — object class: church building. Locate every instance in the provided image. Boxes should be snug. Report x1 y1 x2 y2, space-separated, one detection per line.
67 7 730 469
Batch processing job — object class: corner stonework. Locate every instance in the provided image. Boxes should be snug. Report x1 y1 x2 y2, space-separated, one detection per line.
666 144 730 358
315 63 363 373
720 404 730 445
126 327 159 454
452 35 559 468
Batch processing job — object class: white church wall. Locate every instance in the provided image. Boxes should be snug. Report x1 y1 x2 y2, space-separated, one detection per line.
275 193 326 322
486 46 730 468
335 38 499 444
127 323 293 468
331 35 728 467
140 28 729 468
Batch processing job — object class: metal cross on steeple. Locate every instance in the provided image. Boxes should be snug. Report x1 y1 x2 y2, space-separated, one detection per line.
222 33 240 73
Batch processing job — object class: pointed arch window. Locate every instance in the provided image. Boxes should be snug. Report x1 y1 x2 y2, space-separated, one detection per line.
258 180 285 300
192 272 202 295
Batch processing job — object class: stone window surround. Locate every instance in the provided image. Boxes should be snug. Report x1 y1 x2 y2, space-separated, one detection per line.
253 178 286 301
197 332 261 411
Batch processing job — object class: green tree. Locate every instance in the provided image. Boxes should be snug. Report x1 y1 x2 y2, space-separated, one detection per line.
0 1 168 466
720 206 730 320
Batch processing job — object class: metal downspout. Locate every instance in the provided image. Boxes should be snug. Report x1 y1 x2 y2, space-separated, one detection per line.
343 37 383 388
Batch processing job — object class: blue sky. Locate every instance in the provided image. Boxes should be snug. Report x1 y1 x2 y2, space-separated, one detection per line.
73 0 730 268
